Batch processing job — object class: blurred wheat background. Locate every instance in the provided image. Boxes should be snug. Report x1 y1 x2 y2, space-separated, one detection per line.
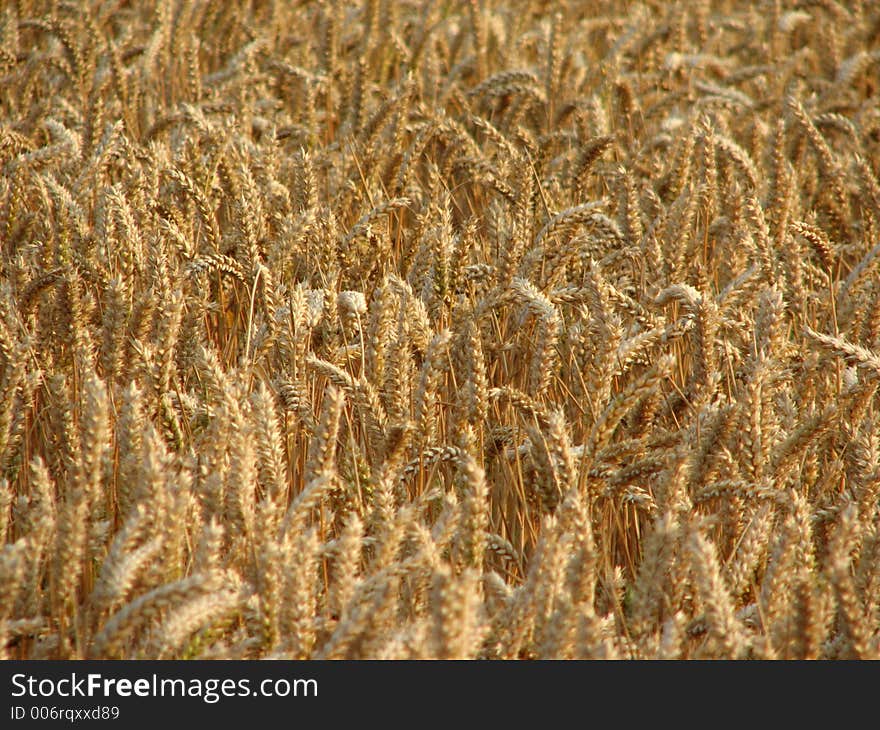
1 0 880 659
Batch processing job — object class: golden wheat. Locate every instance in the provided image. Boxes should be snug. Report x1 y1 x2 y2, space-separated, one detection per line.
1 0 879 660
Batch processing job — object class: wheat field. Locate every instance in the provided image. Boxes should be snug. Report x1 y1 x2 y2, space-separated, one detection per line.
1 0 879 660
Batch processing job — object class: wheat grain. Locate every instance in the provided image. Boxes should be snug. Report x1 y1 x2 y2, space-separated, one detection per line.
2 0 879 661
